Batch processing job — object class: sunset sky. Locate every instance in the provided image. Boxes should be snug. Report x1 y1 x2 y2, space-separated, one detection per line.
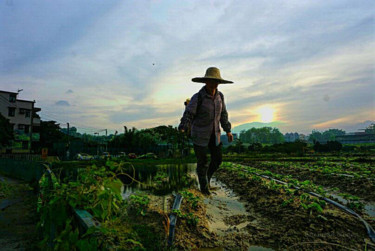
1 0 374 135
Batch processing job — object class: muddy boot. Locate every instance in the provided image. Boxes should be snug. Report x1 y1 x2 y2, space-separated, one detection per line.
207 171 213 187
198 176 211 195
207 170 219 190
207 176 219 191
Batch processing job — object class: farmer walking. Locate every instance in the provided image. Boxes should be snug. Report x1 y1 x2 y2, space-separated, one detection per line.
178 67 233 195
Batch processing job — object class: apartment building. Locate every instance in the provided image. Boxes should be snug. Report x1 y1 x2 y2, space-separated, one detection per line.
0 90 41 151
336 131 375 144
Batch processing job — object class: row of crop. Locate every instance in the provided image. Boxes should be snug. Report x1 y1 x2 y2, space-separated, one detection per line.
221 162 366 211
216 162 370 250
258 161 375 179
37 163 166 250
237 160 375 202
224 153 374 160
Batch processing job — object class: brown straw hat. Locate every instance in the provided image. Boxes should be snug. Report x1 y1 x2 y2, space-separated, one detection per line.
192 67 233 84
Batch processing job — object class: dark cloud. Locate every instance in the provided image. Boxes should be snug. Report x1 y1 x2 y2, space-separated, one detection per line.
0 0 121 74
55 100 70 106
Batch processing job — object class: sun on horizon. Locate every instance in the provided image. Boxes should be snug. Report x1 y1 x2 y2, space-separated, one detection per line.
256 105 276 123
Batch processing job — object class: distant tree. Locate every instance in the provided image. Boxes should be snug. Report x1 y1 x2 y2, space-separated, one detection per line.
240 127 284 144
322 129 346 141
313 140 342 152
309 130 324 143
262 140 307 154
0 113 13 147
109 125 183 154
365 124 375 134
309 129 346 143
248 143 262 151
38 121 65 149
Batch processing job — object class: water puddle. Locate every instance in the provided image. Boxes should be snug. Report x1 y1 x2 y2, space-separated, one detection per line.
120 163 198 197
364 203 375 218
327 189 375 218
204 177 251 235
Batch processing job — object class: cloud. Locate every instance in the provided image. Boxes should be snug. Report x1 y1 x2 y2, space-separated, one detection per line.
55 100 70 106
0 0 374 134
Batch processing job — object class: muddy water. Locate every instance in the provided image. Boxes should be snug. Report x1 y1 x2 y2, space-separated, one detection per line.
203 177 274 251
120 163 198 197
204 177 250 235
326 189 375 218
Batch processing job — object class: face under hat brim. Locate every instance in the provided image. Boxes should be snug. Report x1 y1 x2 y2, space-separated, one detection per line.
191 77 233 84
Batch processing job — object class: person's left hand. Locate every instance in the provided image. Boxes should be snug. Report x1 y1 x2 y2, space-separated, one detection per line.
227 132 233 143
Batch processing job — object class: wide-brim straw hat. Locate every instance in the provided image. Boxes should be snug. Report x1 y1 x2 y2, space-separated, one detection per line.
192 67 233 84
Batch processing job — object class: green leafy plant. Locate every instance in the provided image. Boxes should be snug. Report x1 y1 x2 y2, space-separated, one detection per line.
339 193 364 210
181 190 201 210
37 164 127 250
128 194 150 216
172 209 199 227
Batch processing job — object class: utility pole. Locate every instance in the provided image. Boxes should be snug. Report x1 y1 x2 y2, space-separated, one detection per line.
67 122 70 160
94 132 99 155
105 129 108 152
29 100 35 153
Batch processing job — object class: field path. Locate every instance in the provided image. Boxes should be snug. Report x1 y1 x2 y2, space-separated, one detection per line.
0 174 38 250
203 177 274 250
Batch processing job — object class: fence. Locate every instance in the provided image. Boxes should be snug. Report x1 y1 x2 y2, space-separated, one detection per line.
0 157 44 182
0 154 43 162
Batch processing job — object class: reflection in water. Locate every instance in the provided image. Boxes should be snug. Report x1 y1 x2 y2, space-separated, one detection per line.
119 163 198 196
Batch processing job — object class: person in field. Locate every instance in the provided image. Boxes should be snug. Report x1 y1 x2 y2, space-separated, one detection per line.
178 67 234 195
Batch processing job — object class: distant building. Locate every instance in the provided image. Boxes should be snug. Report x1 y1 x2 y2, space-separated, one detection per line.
0 90 41 151
221 133 238 145
336 130 375 144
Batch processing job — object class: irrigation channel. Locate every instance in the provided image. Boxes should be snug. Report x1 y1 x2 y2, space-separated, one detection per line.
118 162 375 250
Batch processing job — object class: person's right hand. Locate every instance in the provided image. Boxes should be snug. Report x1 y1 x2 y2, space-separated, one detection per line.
178 124 185 133
227 132 233 143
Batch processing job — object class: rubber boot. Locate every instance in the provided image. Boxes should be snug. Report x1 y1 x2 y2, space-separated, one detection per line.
207 172 219 191
198 175 211 195
207 172 213 189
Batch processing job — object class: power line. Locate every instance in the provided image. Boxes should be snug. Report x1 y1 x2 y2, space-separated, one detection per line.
42 110 103 131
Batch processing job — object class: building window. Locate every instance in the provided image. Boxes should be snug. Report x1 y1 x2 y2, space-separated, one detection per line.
8 107 15 117
19 108 25 114
25 110 31 118
18 124 25 130
9 94 16 103
24 125 30 133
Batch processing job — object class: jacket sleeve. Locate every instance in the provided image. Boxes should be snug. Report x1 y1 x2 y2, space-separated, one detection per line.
178 93 199 131
220 92 231 133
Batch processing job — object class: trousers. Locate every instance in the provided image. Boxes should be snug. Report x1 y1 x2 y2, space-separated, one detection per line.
193 133 223 189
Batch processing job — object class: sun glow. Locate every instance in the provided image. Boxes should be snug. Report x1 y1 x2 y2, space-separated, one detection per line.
257 106 275 123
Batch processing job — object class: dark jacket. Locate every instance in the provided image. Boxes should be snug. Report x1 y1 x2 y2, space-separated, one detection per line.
179 86 231 147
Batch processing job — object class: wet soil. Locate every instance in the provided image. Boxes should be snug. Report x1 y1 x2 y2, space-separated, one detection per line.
120 162 375 250
238 160 375 202
0 175 38 250
171 185 274 250
214 166 373 250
